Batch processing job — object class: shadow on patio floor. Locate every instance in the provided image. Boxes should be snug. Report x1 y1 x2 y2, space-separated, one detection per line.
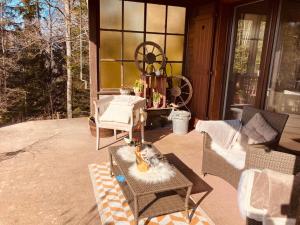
165 153 213 196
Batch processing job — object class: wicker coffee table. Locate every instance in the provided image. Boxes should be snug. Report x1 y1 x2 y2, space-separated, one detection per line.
108 145 193 225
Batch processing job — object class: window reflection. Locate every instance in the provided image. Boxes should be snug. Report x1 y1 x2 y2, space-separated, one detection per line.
167 6 186 34
230 14 266 106
146 4 166 33
100 31 122 59
166 35 184 61
124 33 144 60
124 2 144 31
124 63 141 88
266 0 300 115
100 0 122 29
100 62 121 88
165 63 182 77
146 34 165 50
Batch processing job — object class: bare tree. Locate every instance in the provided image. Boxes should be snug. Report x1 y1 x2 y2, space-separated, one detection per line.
0 0 90 125
79 0 87 89
0 1 7 94
64 0 73 118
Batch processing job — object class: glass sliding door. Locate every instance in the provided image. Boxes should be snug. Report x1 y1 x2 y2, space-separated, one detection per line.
224 0 271 118
266 0 300 116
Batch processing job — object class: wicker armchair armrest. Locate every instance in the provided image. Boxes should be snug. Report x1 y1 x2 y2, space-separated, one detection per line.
201 132 212 150
245 145 299 175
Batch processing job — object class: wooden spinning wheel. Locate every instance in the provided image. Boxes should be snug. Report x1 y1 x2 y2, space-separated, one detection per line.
167 75 193 108
134 41 167 76
134 41 193 109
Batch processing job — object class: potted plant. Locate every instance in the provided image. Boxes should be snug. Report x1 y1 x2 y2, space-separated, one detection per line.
133 80 143 97
152 91 161 108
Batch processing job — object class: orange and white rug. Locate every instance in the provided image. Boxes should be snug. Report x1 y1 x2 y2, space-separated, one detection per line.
89 163 215 225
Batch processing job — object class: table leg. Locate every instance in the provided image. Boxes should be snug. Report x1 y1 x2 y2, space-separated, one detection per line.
185 186 192 223
109 152 113 177
134 196 139 225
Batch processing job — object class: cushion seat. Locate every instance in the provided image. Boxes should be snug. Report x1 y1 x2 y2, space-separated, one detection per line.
99 109 140 126
210 142 246 170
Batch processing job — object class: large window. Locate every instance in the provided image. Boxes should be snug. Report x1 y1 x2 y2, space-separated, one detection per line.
99 0 186 89
266 0 300 115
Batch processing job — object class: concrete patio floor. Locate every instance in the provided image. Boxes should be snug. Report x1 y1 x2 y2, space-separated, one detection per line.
0 118 299 225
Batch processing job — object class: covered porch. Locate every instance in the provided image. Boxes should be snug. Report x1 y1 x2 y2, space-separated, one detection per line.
2 0 300 224
84 0 300 224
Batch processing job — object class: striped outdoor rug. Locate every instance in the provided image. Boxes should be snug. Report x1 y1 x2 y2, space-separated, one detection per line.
89 163 215 225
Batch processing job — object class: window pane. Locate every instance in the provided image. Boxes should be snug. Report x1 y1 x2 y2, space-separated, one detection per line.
166 63 182 77
230 15 266 106
100 31 122 59
100 62 121 88
266 0 300 115
100 0 122 29
166 35 184 61
167 6 186 34
124 33 144 60
146 34 165 50
124 63 141 88
146 4 166 33
224 9 268 118
124 2 144 31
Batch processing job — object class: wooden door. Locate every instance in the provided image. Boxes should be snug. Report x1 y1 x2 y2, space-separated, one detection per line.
186 3 216 122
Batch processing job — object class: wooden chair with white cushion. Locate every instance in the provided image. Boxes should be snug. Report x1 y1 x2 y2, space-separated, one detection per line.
93 95 146 150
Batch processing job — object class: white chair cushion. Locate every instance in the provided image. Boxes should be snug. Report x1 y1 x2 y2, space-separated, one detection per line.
98 95 145 125
238 169 266 221
100 104 133 124
210 142 246 170
98 95 115 116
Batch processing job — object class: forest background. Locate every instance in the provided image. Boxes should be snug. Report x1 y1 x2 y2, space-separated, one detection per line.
0 0 89 126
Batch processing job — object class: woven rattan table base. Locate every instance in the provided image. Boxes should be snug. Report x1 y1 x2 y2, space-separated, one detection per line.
109 146 194 225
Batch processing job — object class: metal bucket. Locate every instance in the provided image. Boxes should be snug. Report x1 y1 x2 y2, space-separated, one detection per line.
171 110 191 135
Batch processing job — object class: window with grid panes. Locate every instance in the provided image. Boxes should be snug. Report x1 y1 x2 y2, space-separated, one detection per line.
99 0 186 89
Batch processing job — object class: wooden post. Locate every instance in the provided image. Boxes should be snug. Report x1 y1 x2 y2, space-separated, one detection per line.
88 0 99 116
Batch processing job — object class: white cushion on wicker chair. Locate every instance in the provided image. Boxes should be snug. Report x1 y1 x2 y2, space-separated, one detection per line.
238 169 266 221
210 142 246 170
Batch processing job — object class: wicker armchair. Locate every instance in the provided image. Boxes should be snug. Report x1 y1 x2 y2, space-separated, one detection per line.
201 106 300 224
245 145 300 225
202 106 290 188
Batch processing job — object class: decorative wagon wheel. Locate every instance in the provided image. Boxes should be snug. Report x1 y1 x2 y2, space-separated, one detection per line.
134 41 167 76
166 75 193 108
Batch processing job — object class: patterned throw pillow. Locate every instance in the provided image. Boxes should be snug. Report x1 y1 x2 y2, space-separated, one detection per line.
242 113 278 144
